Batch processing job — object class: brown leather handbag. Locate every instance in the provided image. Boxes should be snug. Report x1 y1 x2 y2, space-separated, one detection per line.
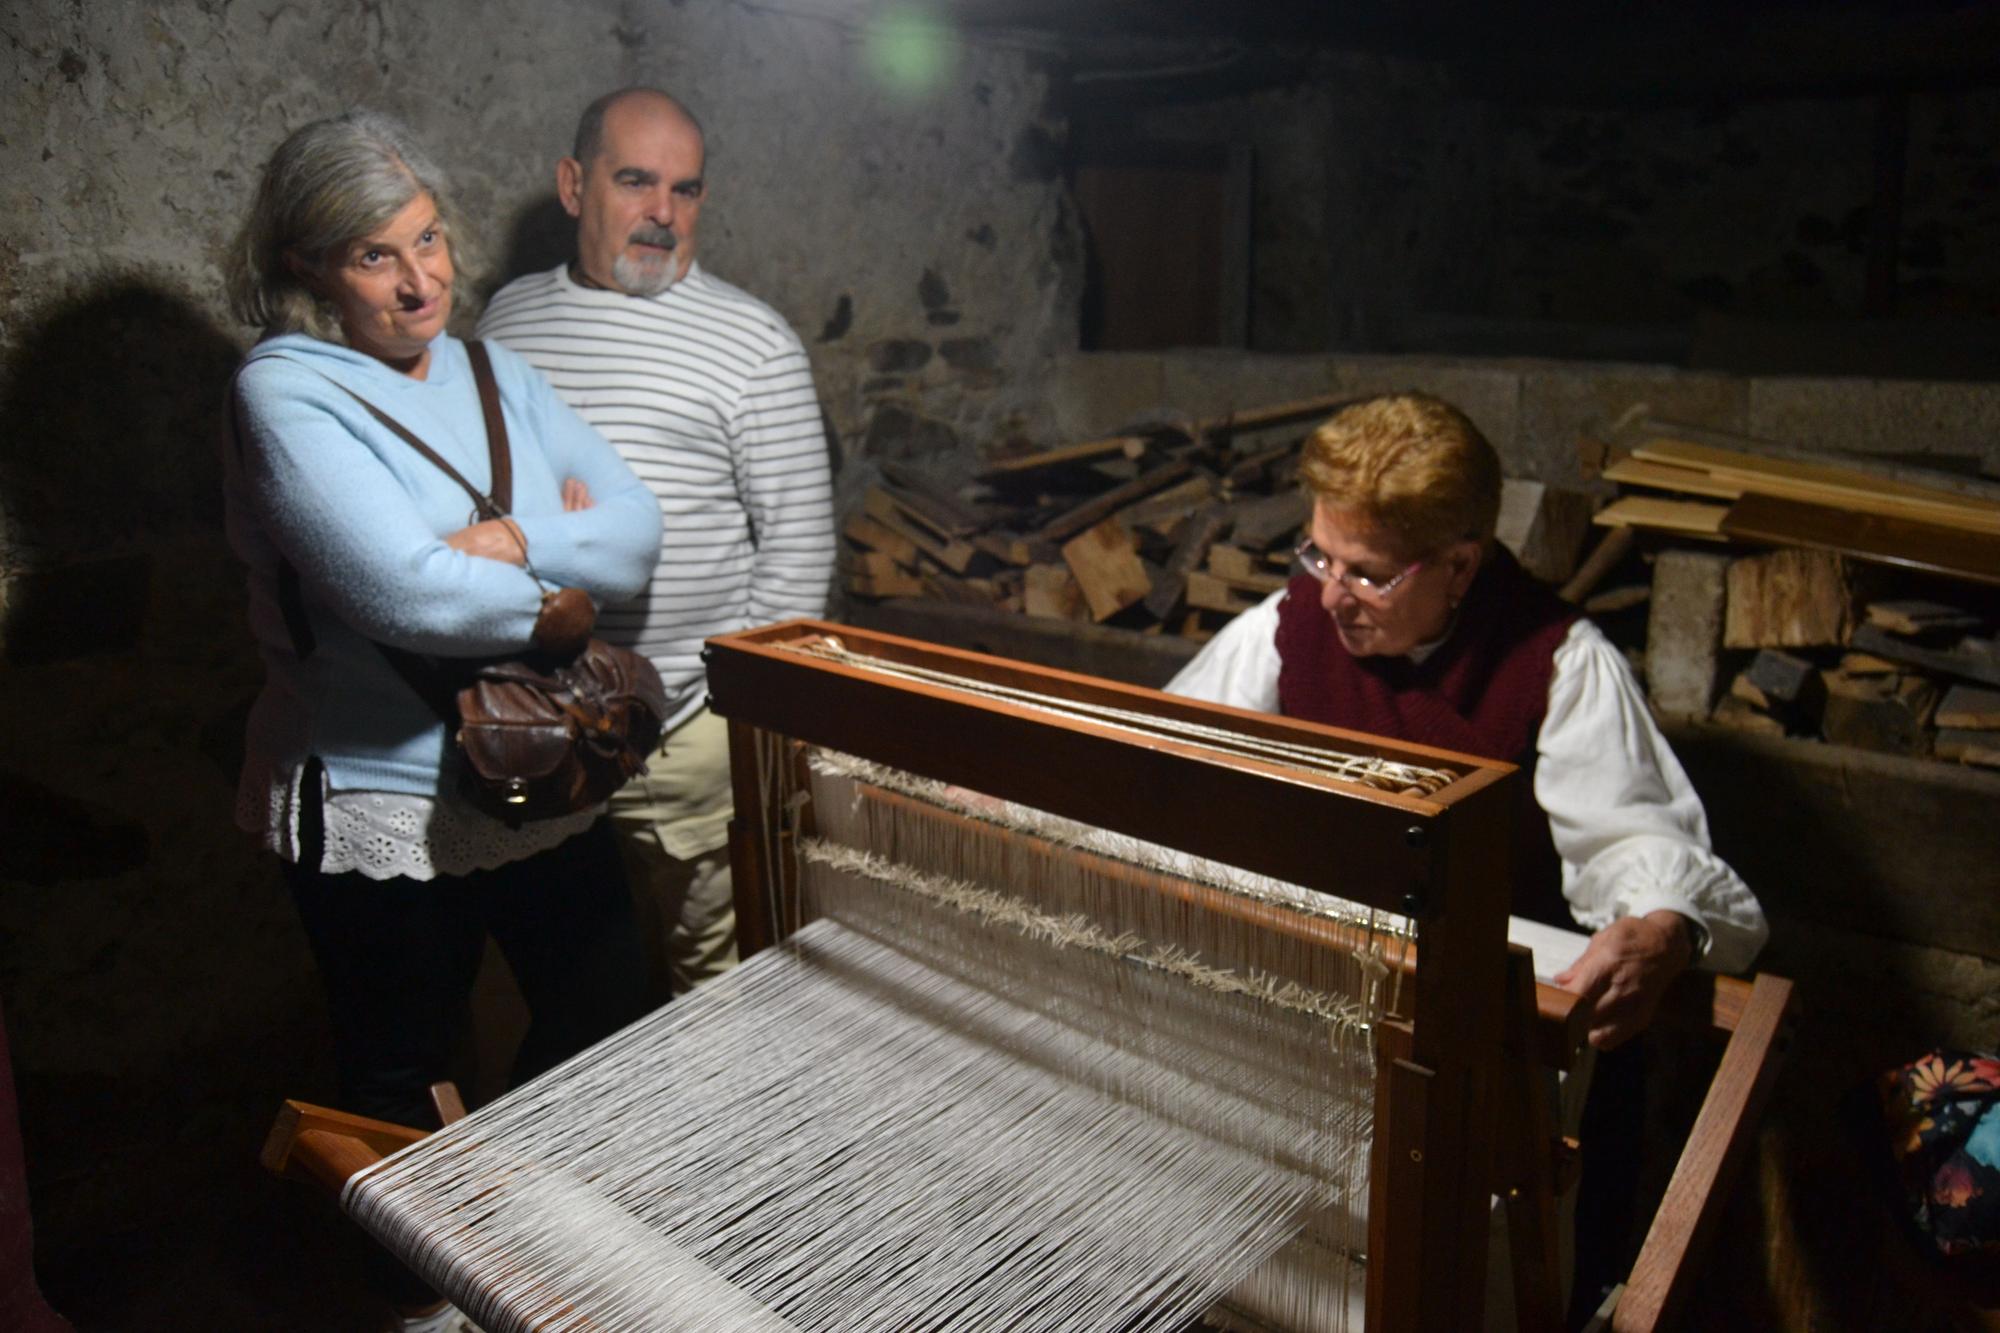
333 341 669 823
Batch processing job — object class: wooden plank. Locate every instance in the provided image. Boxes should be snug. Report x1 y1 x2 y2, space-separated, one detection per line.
1710 695 1786 736
1634 437 2000 535
1819 669 1937 754
1142 505 1227 621
1185 569 1276 614
1850 624 2000 688
846 569 925 599
1116 473 1219 531
1936 728 2000 767
1021 563 1085 621
842 510 919 566
1864 599 1984 636
1582 584 1650 615
1742 649 1819 707
1560 526 1638 604
705 620 1497 904
1593 496 1730 540
1197 392 1350 437
1619 417 2000 506
920 573 1004 607
1614 976 1795 1333
862 489 977 573
1061 518 1151 621
980 531 1024 564
1721 492 2000 587
841 550 908 580
1723 548 1857 649
1226 489 1312 550
1031 457 1196 545
260 1100 424 1186
1937 683 2000 729
1204 543 1260 579
977 434 1148 480
1197 562 1287 596
878 461 988 534
1601 456 1745 501
1223 439 1297 488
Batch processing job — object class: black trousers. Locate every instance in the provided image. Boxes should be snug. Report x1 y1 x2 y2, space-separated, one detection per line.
283 815 650 1132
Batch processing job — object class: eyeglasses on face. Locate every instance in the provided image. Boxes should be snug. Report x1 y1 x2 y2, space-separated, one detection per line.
1293 538 1425 604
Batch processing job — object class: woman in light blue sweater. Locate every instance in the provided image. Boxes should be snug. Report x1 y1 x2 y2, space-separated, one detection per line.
223 113 660 1328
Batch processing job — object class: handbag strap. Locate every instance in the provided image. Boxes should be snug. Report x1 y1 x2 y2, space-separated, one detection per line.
233 341 539 724
308 341 512 522
465 340 512 514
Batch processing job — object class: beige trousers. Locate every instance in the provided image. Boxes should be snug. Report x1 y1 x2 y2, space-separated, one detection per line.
608 706 738 1000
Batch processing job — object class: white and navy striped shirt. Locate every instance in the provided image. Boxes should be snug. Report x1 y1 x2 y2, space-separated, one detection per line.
479 263 835 727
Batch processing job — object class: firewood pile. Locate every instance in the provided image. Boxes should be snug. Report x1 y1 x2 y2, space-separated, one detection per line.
843 394 1592 642
1586 417 2000 769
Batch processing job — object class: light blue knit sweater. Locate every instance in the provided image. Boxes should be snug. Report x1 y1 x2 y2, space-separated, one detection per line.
225 332 663 800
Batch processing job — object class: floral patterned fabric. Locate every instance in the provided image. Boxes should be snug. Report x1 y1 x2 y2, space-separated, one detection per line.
1881 1049 2000 1258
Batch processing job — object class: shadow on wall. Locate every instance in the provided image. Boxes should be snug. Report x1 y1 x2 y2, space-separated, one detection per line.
488 192 573 296
0 279 242 666
0 278 385 1330
0 278 245 887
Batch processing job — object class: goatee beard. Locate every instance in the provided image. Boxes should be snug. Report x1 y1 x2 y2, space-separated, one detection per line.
612 252 680 296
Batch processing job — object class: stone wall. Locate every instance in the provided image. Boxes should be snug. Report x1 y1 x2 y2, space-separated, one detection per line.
1137 63 2000 363
0 1 1077 1323
1485 88 2000 325
1047 347 2000 483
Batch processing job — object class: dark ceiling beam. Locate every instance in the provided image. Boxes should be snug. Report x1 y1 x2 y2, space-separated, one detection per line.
1449 9 2000 106
937 1 2000 108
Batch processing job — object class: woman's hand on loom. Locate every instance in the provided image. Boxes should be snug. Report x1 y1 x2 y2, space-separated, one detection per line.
445 516 530 565
1553 910 1694 1051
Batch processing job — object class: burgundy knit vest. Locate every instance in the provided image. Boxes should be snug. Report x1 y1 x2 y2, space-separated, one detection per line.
1274 545 1579 926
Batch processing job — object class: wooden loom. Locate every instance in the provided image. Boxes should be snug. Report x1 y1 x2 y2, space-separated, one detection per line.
263 617 1795 1332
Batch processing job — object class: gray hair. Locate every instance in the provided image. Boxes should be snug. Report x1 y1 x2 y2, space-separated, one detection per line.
226 110 476 342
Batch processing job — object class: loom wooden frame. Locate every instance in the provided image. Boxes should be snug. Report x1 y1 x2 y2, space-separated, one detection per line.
710 619 1512 1330
706 619 1795 1333
260 618 1792 1333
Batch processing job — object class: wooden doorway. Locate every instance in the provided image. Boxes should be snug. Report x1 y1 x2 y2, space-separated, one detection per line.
1073 139 1251 351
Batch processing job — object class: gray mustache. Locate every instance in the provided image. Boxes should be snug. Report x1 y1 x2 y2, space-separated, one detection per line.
629 225 677 249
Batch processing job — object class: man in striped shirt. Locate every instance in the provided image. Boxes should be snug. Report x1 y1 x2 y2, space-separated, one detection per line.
479 87 835 997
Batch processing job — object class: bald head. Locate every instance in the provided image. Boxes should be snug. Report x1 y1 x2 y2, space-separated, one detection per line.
559 88 709 296
573 88 704 170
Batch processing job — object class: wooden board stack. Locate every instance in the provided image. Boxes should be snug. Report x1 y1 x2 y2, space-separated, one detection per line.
842 396 1591 644
1592 426 2000 769
1589 431 2000 586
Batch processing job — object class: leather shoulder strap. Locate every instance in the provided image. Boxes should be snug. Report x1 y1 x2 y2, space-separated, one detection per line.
257 352 505 522
464 340 512 514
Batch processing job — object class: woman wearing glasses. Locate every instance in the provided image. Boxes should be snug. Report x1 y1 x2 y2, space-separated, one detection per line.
1167 392 1766 1054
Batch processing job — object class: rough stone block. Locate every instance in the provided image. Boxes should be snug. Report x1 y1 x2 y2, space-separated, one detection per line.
1046 353 1169 440
1517 365 1749 487
1159 352 1341 425
1746 377 2000 460
1646 549 1730 717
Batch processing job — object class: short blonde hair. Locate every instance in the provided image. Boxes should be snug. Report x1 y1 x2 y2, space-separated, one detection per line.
226 110 476 343
1297 393 1501 554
